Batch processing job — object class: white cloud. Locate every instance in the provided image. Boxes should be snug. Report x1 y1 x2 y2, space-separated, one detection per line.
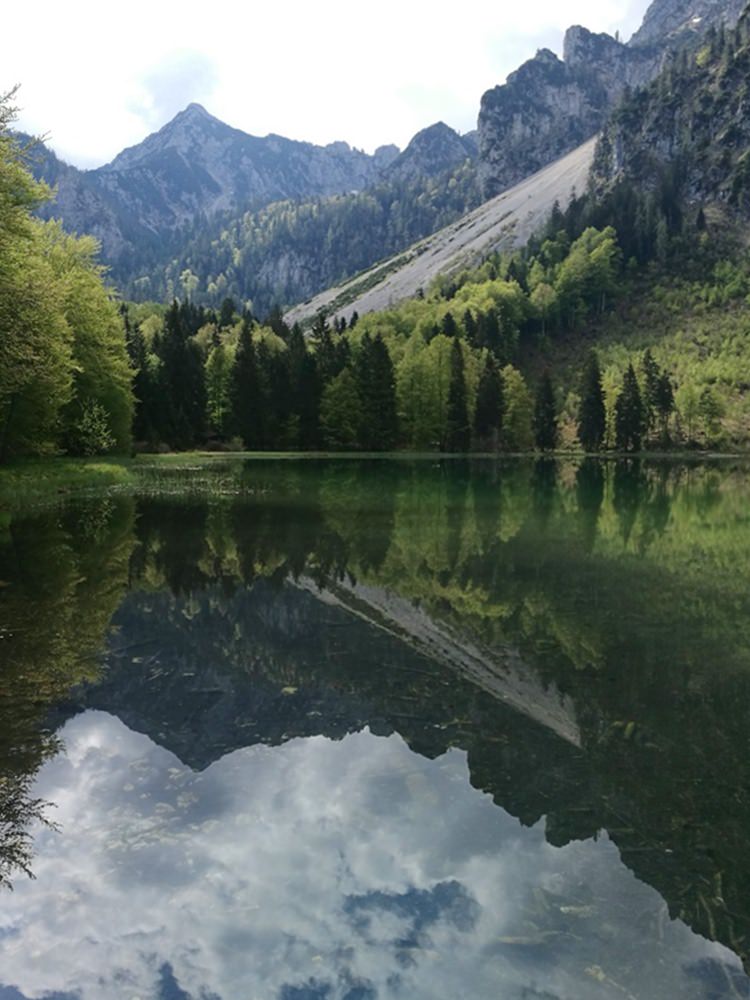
4 0 651 167
0 712 740 999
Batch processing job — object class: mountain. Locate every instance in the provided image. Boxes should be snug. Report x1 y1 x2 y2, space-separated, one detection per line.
18 0 750 318
285 138 595 326
593 8 750 217
477 0 748 200
22 104 401 271
384 121 476 183
478 31 660 199
123 149 481 313
630 0 747 46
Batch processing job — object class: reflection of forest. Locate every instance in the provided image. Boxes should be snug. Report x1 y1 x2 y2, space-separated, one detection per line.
0 498 136 887
2 458 750 969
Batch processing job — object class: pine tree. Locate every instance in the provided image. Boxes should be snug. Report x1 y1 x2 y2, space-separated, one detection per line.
442 312 458 338
577 351 606 451
297 353 321 450
615 364 645 452
534 371 558 451
445 339 470 452
473 354 504 450
123 308 156 443
158 300 206 449
641 349 662 436
655 372 675 443
218 297 237 329
355 334 398 450
462 309 478 347
229 319 262 449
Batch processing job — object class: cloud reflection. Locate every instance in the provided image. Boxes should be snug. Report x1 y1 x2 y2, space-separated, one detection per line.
0 712 741 999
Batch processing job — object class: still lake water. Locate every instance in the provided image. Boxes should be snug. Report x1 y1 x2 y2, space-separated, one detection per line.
1 457 750 999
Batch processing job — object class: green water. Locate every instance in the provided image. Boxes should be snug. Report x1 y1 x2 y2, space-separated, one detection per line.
1 457 750 999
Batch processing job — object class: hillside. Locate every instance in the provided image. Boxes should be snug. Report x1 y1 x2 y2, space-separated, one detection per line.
21 105 401 274
15 0 747 320
593 9 750 217
285 138 595 326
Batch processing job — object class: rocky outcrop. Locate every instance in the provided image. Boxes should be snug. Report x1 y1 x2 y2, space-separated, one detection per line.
630 0 747 47
593 8 750 215
477 0 749 200
478 30 662 199
384 121 476 184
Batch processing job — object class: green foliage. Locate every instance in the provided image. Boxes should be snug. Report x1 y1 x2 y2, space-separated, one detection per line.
205 342 233 439
534 372 558 452
445 340 470 452
577 352 606 452
68 400 116 456
501 365 534 451
126 161 481 316
355 334 399 451
615 365 646 452
0 92 134 460
320 368 361 450
230 320 262 449
473 355 504 451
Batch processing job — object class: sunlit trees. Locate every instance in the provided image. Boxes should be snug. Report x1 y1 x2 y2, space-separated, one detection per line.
320 368 361 450
0 91 133 459
501 365 534 451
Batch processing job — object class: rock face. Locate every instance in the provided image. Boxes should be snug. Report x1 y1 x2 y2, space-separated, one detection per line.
24 104 402 267
630 0 747 47
384 121 476 184
593 8 750 216
478 31 661 199
477 0 748 199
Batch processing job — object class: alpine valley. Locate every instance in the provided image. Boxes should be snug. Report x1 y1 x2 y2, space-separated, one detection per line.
3 0 750 457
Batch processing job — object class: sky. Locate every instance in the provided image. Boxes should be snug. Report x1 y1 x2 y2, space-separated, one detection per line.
5 0 651 168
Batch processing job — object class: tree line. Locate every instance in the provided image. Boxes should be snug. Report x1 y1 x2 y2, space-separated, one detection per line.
125 293 704 455
0 85 737 461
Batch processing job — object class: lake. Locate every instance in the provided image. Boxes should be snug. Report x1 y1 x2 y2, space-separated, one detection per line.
1 456 749 999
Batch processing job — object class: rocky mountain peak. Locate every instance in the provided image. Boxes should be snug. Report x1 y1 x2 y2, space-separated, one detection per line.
630 0 747 47
563 25 625 67
385 121 476 183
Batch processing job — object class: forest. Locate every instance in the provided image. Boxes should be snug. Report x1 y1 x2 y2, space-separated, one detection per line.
1 89 747 461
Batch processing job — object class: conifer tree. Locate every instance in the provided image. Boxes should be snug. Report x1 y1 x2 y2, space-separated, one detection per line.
445 339 470 452
534 371 558 452
641 349 662 435
615 364 646 452
462 309 478 347
355 334 398 450
297 353 321 450
442 312 458 338
577 351 606 451
218 297 237 329
229 319 262 449
473 354 504 450
655 372 675 442
158 300 206 448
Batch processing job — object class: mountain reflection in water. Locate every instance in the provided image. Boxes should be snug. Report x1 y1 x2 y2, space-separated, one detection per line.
0 457 749 999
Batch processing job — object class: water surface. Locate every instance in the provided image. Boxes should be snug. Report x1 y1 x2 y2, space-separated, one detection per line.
1 458 749 999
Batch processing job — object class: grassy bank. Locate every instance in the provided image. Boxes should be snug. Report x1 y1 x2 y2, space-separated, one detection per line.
0 457 138 512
